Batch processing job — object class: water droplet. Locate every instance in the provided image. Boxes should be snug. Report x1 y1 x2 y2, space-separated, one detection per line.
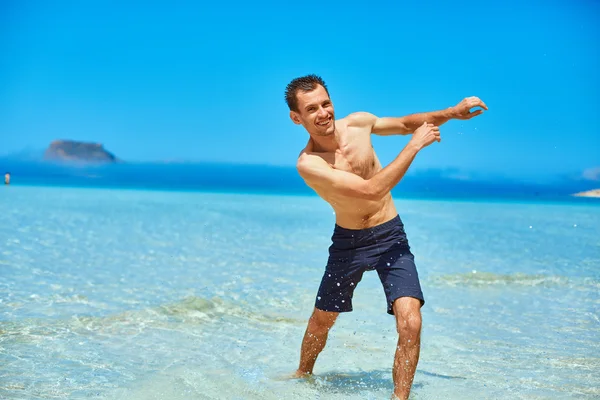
529 226 533 229
573 224 577 227
341 300 345 303
337 282 340 286
350 283 354 286
317 296 321 300
387 262 391 266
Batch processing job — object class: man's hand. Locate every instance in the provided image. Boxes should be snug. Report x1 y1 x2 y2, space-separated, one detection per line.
409 122 440 150
452 97 488 120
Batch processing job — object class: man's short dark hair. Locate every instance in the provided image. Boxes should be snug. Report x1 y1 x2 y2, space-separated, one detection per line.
285 74 329 112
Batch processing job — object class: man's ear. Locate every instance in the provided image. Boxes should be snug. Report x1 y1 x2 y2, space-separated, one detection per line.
290 111 302 125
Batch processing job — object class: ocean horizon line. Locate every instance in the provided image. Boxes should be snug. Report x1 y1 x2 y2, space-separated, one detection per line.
1 159 599 205
6 180 600 208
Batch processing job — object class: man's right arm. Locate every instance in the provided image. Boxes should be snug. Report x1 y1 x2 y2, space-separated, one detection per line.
298 124 437 201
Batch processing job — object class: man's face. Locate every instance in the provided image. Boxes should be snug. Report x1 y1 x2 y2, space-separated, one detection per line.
290 85 335 136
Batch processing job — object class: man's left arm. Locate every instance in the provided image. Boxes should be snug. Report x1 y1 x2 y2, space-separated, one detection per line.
372 96 488 136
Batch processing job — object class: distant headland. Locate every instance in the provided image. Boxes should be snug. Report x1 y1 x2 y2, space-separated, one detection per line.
572 189 600 198
43 140 120 164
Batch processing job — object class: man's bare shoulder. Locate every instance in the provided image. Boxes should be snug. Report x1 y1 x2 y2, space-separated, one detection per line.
296 147 330 181
342 112 377 128
296 149 327 170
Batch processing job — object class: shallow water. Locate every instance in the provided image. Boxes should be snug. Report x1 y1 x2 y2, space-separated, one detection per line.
1 186 599 399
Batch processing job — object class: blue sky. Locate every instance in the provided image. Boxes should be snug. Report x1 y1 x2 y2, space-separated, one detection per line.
1 0 598 182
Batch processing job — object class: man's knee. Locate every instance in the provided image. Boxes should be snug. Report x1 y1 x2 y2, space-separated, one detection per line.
393 298 422 337
308 308 339 334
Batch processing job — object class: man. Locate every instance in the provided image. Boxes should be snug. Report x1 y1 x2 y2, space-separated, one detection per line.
285 74 487 400
4 172 10 185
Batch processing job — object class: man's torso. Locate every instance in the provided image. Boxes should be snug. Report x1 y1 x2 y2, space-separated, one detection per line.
301 118 398 229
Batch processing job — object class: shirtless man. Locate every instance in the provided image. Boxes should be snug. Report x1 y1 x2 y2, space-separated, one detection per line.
285 74 487 400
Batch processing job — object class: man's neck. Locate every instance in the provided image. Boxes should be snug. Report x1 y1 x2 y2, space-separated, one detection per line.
309 131 338 153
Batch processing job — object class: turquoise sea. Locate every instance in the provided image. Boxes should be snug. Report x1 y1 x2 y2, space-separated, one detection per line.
1 179 599 399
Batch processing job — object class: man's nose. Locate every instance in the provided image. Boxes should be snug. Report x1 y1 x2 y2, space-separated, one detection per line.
317 107 329 117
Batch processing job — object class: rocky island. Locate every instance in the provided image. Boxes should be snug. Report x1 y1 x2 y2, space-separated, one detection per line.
43 140 120 164
572 189 600 198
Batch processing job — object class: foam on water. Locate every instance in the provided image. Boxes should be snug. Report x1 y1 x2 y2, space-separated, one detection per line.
428 271 598 287
1 186 599 399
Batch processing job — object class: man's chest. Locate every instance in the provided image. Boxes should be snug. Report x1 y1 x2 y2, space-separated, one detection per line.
324 137 379 179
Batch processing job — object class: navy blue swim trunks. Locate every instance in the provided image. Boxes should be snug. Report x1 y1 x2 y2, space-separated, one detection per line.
315 215 424 315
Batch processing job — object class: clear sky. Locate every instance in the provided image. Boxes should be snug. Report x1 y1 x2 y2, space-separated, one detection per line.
1 0 598 182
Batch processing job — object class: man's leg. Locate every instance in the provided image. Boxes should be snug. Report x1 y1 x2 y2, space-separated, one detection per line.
391 297 422 400
295 307 339 376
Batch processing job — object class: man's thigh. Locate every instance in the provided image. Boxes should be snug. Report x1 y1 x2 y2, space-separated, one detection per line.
315 258 366 313
375 248 425 315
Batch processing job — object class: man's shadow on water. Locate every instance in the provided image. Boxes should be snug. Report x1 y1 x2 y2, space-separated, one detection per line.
299 369 466 395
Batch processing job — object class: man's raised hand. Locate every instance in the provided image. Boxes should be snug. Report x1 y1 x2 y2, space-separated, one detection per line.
453 96 488 120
